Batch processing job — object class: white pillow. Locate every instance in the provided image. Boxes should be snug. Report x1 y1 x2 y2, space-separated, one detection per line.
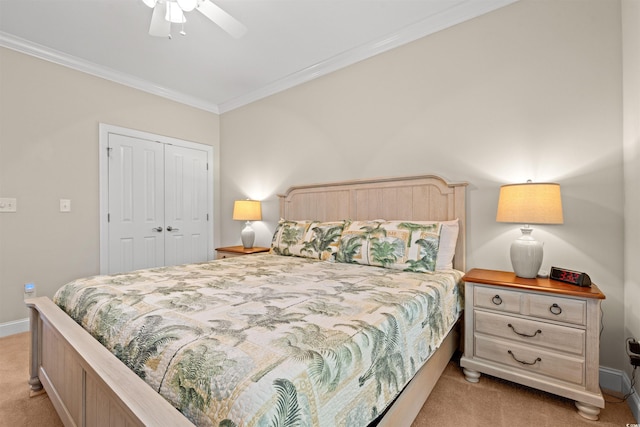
436 219 459 270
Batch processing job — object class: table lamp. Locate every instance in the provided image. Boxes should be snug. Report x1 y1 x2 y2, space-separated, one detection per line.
233 200 262 248
496 182 563 278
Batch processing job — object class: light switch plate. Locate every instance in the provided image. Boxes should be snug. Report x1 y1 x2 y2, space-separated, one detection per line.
0 198 17 212
60 199 71 212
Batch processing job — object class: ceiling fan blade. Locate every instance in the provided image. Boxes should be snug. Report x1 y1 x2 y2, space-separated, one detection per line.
196 0 247 38
149 3 171 37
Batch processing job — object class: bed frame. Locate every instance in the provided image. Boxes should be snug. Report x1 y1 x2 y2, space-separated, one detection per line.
27 174 467 427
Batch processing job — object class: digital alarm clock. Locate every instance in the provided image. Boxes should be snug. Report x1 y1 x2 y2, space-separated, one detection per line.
549 266 591 287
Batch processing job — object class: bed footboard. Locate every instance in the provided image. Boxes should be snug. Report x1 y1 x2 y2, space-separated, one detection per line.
26 297 193 427
26 298 459 427
28 303 44 395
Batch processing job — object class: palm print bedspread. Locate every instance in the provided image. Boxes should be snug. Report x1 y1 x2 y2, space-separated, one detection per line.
53 254 463 426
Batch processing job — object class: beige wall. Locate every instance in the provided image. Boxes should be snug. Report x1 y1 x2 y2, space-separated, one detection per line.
221 0 626 370
0 47 220 326
623 0 640 378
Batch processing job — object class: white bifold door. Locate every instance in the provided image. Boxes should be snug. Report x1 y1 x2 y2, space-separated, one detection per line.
107 133 210 274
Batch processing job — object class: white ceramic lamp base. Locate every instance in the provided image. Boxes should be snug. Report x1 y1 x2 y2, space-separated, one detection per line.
510 227 543 279
240 221 255 249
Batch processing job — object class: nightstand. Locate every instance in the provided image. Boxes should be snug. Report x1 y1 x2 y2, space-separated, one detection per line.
215 246 270 259
460 268 606 420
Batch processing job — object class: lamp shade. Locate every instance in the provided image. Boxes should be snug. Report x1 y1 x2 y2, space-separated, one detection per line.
496 182 563 279
496 183 563 225
233 200 262 221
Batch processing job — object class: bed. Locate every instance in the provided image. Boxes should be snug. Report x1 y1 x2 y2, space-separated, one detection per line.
26 174 468 427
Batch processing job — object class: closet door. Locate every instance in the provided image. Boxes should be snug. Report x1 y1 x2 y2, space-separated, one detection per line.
107 134 165 274
106 132 211 274
164 144 209 266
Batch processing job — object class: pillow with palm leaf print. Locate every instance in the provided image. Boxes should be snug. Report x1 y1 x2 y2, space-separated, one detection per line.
270 219 345 261
335 220 442 272
270 219 315 256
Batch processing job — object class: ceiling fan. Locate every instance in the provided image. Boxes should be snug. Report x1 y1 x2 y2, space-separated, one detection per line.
141 0 247 39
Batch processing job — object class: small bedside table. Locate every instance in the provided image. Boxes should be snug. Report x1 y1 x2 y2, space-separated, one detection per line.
460 268 606 420
215 246 270 259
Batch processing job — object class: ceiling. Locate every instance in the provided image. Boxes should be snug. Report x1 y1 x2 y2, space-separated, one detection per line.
0 0 517 114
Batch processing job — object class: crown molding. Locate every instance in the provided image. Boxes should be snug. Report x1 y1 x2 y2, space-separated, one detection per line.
217 0 518 113
0 31 220 114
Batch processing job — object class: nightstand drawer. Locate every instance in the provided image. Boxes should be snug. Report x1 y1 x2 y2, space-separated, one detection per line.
215 246 270 260
474 285 521 313
217 251 244 259
528 293 586 326
474 310 585 355
475 335 585 385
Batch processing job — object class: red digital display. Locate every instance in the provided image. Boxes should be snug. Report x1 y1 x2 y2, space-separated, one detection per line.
557 270 580 283
550 267 591 287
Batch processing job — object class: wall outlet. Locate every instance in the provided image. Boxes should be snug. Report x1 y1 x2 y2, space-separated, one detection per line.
60 199 71 212
0 198 17 213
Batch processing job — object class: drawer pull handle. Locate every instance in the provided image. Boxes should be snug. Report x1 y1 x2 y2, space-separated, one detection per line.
508 350 542 366
549 303 563 315
492 295 503 305
507 323 542 338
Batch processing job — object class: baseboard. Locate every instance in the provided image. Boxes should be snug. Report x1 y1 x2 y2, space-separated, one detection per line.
0 318 29 338
600 365 625 393
600 365 639 422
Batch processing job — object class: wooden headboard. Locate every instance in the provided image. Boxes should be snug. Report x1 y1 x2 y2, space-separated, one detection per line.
278 174 468 271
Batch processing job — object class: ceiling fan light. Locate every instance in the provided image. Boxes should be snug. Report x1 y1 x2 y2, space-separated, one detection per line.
177 0 197 12
166 2 186 23
141 0 157 8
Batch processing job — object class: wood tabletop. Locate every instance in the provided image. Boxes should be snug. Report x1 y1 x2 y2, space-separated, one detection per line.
215 246 270 255
463 268 605 299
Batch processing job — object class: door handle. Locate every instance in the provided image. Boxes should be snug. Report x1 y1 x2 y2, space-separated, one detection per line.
153 227 163 232
167 226 179 231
